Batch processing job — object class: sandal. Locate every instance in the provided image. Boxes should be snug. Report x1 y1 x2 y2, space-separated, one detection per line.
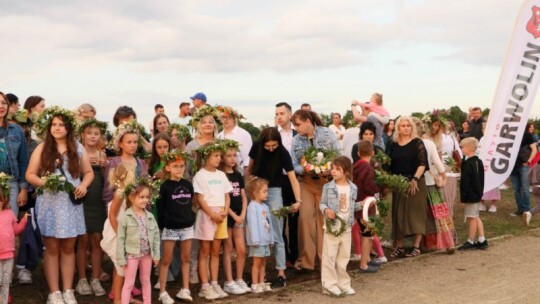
390 247 405 258
405 247 421 258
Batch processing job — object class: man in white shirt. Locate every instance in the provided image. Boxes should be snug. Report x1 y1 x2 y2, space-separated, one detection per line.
275 102 295 154
217 107 252 175
173 102 192 126
274 102 299 268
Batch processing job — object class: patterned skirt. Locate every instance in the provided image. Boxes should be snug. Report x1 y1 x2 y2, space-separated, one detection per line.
425 186 456 250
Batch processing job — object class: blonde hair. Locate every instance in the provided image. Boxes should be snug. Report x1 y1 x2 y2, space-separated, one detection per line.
77 103 96 117
393 116 418 142
245 176 269 199
372 93 383 105
108 162 135 190
411 117 425 138
460 137 478 151
196 115 219 138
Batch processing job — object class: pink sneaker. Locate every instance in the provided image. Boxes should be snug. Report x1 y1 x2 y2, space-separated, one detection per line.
131 286 142 297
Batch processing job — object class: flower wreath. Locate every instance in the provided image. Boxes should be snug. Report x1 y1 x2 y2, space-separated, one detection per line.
195 142 226 160
216 105 245 120
32 106 78 139
79 118 108 135
122 176 160 203
162 150 191 164
0 173 11 198
421 109 449 129
300 146 338 175
110 120 147 153
189 105 222 129
218 138 240 151
325 214 347 237
7 109 31 125
167 123 191 141
271 206 292 219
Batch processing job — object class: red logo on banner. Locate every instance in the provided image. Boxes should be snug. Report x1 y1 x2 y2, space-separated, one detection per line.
527 6 540 38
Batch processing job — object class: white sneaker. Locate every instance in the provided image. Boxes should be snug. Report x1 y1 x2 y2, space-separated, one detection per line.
198 284 220 300
236 280 251 293
90 279 106 296
18 268 33 284
374 256 388 264
154 281 161 290
211 283 228 298
523 211 532 226
341 286 355 295
47 291 65 304
62 289 78 304
176 288 193 302
251 283 263 294
262 282 272 292
75 279 92 295
489 205 497 213
350 254 361 261
479 204 486 212
223 281 246 295
322 286 342 296
189 272 199 284
158 291 175 304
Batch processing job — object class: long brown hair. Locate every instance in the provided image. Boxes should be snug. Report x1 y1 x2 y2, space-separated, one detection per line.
149 133 171 176
40 115 80 178
153 113 170 136
0 92 9 127
291 110 323 126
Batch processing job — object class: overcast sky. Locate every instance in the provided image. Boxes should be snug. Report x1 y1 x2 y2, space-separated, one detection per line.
0 0 535 127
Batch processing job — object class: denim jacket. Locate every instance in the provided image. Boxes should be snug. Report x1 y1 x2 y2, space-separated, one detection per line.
319 180 358 227
116 208 160 266
291 126 340 175
2 123 29 189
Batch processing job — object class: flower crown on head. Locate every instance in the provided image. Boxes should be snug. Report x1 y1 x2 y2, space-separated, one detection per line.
0 173 11 198
79 118 108 135
216 105 245 120
162 150 191 164
218 138 240 152
167 123 191 141
7 109 30 125
32 106 78 139
421 109 449 128
189 105 222 129
195 141 226 160
122 176 160 203
110 120 146 152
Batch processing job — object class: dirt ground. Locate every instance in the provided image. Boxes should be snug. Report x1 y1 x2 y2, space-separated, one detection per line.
227 229 540 304
12 229 540 303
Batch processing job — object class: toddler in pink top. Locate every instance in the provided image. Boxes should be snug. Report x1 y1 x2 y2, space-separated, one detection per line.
0 187 28 303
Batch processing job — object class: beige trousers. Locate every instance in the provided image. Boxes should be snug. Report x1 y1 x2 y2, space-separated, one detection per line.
297 177 325 270
321 230 352 291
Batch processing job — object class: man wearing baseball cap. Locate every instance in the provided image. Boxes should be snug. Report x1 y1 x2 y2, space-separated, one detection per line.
190 92 207 110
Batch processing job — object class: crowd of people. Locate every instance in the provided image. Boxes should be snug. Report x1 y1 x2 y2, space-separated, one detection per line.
0 90 537 304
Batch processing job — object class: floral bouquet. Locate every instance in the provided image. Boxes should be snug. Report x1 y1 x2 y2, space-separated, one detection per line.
271 206 292 219
0 172 12 198
36 172 75 196
300 146 338 176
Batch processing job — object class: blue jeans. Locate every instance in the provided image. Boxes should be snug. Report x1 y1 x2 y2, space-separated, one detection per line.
510 165 531 213
265 187 286 270
8 180 19 217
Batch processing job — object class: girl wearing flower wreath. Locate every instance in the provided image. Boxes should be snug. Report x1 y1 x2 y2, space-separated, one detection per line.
103 120 149 204
291 110 340 271
184 106 221 284
75 119 108 297
167 123 190 151
116 177 160 304
25 106 94 304
219 139 250 294
246 127 301 288
192 142 232 300
156 150 195 303
319 156 357 296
